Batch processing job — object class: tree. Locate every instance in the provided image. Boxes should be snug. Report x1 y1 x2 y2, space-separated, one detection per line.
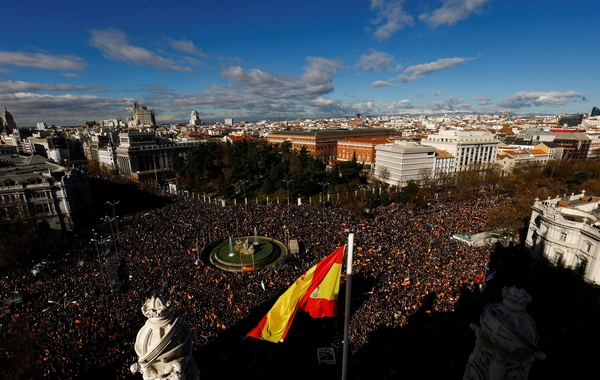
378 166 390 186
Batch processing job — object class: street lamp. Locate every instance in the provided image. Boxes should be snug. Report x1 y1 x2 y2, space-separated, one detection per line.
318 181 329 219
105 200 120 236
152 154 159 184
102 215 119 264
90 231 112 294
283 179 293 206
239 179 249 207
44 293 80 356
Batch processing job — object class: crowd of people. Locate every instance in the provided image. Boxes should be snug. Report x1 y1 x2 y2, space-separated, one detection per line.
0 191 501 379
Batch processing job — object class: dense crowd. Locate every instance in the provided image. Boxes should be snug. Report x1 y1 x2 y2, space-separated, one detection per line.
0 192 500 378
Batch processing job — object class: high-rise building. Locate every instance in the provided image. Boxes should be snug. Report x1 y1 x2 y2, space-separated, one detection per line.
591 106 600 117
1 107 17 135
189 110 201 126
132 101 156 126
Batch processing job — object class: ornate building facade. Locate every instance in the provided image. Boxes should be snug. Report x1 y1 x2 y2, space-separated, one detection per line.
525 191 600 285
0 154 94 232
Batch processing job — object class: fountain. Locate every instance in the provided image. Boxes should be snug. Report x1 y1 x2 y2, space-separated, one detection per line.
206 233 287 273
228 236 235 257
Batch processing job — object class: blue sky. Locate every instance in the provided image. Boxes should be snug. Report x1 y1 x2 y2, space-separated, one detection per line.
0 0 597 126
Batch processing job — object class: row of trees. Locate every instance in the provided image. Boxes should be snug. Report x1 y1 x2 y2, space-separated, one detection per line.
171 140 366 201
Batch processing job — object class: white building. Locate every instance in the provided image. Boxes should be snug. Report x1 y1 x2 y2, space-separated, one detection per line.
433 150 455 182
374 142 436 187
190 110 201 126
424 129 499 172
525 192 600 285
0 154 94 231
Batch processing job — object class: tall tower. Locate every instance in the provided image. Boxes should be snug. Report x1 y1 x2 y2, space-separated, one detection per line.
463 287 545 380
189 110 201 126
2 108 17 135
132 101 157 126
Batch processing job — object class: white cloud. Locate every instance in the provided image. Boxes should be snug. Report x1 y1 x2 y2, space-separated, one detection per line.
372 80 396 88
369 0 415 41
498 91 585 109
89 29 194 73
397 57 468 82
475 96 492 105
419 0 489 28
432 96 472 112
61 73 82 78
433 91 443 96
0 92 132 125
356 50 394 72
160 57 342 116
166 37 208 57
0 80 105 94
0 51 85 71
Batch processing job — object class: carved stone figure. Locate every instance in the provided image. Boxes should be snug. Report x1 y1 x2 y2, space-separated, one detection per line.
131 289 200 380
235 238 255 255
463 286 545 380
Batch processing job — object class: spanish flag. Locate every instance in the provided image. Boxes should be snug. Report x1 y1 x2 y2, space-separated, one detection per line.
246 246 345 343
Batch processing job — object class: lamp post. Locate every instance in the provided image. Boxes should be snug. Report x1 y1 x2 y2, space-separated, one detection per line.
283 179 293 206
102 215 119 264
239 179 249 207
90 231 112 294
318 181 329 220
105 200 120 236
44 293 80 356
152 154 159 184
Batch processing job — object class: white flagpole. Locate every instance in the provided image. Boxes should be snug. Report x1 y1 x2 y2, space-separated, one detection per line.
342 233 354 380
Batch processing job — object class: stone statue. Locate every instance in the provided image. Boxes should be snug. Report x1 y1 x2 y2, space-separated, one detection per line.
463 286 545 380
131 288 200 380
235 238 255 255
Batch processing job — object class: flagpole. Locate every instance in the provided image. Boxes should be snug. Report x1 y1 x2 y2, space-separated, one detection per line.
341 233 354 380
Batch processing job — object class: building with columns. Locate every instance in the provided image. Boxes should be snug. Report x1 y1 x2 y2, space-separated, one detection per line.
525 192 600 285
424 130 499 172
115 130 205 181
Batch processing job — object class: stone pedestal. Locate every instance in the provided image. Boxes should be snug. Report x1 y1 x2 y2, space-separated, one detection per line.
463 286 545 380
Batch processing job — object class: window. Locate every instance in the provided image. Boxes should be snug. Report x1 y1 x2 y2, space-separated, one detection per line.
559 231 567 242
552 251 563 265
585 242 592 253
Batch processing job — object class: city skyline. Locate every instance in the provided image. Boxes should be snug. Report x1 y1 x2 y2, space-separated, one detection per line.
0 0 597 126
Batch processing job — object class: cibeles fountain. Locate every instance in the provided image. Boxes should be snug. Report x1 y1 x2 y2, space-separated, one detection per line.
131 289 200 380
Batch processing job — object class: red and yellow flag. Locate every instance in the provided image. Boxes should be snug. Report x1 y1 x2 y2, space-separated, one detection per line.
246 246 345 343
